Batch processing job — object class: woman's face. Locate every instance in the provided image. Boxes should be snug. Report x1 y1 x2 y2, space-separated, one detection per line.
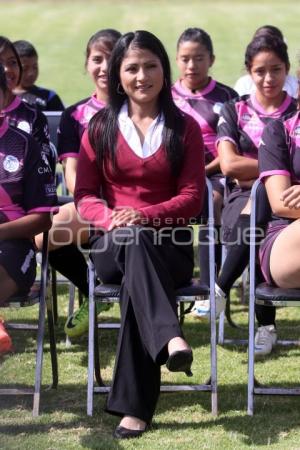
119 46 164 108
0 46 20 92
176 41 214 91
249 50 288 102
86 43 111 96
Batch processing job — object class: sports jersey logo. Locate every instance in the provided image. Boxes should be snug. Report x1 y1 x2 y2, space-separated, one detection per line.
213 102 223 115
241 113 252 122
17 120 31 134
294 126 300 136
217 116 226 126
38 151 52 174
3 155 20 173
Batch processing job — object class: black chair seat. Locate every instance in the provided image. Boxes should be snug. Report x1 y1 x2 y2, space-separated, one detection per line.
57 195 73 206
256 282 300 304
94 279 209 300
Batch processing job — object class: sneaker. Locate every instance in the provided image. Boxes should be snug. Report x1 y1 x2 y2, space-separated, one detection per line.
254 324 277 357
0 320 13 354
191 284 226 320
64 299 113 338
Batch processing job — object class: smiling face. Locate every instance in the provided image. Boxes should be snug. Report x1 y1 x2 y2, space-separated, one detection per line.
119 46 164 110
0 46 20 92
250 50 288 103
86 43 112 100
19 55 38 88
176 40 214 91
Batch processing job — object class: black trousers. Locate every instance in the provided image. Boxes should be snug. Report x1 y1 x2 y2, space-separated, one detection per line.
90 226 194 423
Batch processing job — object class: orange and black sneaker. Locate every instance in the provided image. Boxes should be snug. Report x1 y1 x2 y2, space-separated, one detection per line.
0 319 13 354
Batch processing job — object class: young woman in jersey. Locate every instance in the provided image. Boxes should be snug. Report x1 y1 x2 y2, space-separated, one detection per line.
234 25 298 98
0 64 57 353
172 27 237 317
34 29 121 338
13 39 65 111
257 94 300 354
0 36 53 168
216 34 297 356
75 30 205 438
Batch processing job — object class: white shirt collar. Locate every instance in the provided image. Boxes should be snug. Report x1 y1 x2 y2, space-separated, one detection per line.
118 102 164 158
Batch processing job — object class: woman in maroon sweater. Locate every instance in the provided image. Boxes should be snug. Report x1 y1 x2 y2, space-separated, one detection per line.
75 30 205 438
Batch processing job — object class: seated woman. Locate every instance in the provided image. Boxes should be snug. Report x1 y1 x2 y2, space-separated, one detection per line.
75 30 205 438
0 64 57 353
258 101 300 341
216 34 297 356
34 29 121 338
172 27 237 317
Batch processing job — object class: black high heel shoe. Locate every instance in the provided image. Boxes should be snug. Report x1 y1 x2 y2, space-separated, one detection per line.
113 424 149 439
166 349 193 377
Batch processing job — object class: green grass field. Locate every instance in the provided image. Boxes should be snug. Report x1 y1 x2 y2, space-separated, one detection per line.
1 0 300 105
2 1 300 449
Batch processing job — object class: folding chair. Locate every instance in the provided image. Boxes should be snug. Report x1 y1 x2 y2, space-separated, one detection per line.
218 177 250 346
247 179 300 415
86 178 218 416
0 231 58 416
44 111 83 335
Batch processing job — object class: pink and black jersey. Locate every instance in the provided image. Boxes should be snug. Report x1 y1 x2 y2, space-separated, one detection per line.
57 94 105 162
217 93 297 160
3 96 50 153
259 110 300 226
172 78 237 164
0 120 58 224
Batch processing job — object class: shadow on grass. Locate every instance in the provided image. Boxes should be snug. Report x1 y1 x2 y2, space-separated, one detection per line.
1 382 300 447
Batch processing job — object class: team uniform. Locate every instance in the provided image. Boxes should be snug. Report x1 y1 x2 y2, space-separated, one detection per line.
217 92 297 241
0 119 58 295
172 78 237 194
17 85 65 111
57 94 105 162
2 95 55 172
259 110 300 285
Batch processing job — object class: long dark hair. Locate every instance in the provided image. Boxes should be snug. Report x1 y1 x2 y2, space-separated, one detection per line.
84 28 121 68
177 27 214 58
0 64 7 93
245 35 290 71
89 30 185 176
0 36 22 85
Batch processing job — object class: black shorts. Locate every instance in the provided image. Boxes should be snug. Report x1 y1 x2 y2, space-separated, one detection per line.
0 239 36 296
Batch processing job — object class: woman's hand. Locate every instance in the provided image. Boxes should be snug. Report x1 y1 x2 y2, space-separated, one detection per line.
280 185 300 209
108 208 143 231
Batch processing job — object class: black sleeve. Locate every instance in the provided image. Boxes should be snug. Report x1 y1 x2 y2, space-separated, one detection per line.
23 135 57 213
46 93 65 111
259 119 290 178
57 106 81 161
217 100 240 149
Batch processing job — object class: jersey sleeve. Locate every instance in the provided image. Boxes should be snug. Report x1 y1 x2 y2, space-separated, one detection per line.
23 135 58 214
57 107 81 162
46 92 65 111
216 100 240 150
32 110 56 173
259 119 290 180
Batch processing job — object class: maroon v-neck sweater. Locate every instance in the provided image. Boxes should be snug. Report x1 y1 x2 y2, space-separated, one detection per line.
75 114 205 231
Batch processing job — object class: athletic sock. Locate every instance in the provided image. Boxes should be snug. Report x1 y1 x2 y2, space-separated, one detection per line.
49 244 89 297
217 214 250 296
199 225 222 286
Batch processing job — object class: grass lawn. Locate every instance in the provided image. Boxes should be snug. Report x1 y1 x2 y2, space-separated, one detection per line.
1 286 300 449
2 1 300 448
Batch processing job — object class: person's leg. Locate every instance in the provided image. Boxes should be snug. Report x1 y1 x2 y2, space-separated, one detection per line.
269 219 300 288
92 227 194 427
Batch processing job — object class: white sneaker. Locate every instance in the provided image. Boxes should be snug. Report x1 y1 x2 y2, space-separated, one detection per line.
254 324 277 357
191 284 226 320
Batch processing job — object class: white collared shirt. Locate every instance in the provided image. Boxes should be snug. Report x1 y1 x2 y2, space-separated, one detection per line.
118 102 165 158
